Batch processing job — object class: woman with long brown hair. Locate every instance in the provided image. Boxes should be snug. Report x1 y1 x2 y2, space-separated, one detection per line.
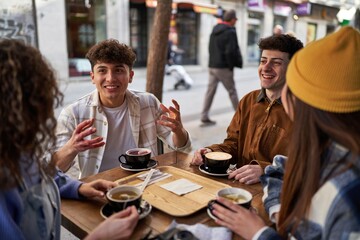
210 26 360 239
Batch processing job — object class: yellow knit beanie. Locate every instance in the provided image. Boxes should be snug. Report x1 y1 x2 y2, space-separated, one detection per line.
286 26 360 113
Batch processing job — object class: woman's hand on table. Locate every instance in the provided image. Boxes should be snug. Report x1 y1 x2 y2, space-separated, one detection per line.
191 148 212 165
213 197 266 239
85 206 139 240
228 164 263 185
79 179 117 199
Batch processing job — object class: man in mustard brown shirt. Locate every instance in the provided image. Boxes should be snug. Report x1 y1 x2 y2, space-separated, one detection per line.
192 34 303 184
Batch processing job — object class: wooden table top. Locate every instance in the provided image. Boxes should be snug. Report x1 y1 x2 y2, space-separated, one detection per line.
61 151 270 240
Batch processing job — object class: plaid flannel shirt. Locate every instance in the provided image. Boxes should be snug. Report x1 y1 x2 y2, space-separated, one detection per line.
257 142 360 239
55 89 191 178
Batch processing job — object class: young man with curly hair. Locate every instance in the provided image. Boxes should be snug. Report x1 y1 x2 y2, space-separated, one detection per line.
192 34 303 185
54 39 191 178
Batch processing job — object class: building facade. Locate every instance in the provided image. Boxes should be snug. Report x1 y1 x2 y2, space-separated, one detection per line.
1 0 359 81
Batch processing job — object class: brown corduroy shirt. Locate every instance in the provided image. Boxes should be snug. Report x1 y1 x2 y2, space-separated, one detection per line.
207 89 292 170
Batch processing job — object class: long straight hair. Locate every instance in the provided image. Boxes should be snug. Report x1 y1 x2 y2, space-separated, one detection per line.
278 89 360 237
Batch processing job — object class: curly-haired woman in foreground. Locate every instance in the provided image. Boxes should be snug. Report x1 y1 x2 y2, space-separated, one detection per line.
0 39 138 240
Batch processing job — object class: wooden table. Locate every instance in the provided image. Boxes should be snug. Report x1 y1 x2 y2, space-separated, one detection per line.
61 151 270 239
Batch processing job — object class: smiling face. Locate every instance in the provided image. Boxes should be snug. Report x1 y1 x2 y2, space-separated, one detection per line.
90 62 134 108
258 50 290 99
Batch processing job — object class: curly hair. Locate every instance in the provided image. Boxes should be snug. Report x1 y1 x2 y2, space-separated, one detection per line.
85 39 136 70
0 39 63 189
258 34 304 60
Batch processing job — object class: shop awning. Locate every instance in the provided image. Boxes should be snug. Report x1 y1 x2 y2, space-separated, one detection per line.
132 0 220 15
282 0 308 3
174 0 220 15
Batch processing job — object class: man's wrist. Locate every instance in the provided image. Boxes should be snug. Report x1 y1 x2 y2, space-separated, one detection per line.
174 128 188 148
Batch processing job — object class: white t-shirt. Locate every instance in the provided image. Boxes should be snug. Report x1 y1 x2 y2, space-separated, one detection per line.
100 99 136 172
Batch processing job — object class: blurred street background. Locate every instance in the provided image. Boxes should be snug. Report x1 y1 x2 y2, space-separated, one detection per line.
2 1 358 86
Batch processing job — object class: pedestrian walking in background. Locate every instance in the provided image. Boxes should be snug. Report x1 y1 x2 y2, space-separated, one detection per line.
201 9 243 126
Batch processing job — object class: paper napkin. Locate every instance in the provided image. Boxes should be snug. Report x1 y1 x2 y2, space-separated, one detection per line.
135 169 172 187
160 178 202 196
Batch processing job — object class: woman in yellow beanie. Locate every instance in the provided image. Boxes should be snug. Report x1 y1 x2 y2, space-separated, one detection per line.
209 26 360 239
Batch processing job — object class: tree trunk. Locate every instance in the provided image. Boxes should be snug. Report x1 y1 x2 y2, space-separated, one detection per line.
145 0 172 102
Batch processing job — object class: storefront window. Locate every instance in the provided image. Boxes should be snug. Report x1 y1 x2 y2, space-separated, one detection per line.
273 16 286 32
247 23 261 63
326 24 336 35
130 2 148 67
273 1 291 32
176 9 198 65
247 12 263 63
306 23 317 44
66 0 106 77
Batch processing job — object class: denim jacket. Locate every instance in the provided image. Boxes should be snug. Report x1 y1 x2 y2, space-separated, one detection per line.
0 160 82 240
258 142 360 239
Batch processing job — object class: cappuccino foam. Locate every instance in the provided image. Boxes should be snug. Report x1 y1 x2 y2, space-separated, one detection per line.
205 152 232 161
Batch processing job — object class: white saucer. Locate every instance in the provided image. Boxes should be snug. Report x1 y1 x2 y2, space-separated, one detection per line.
100 199 152 220
120 159 158 172
199 164 229 177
